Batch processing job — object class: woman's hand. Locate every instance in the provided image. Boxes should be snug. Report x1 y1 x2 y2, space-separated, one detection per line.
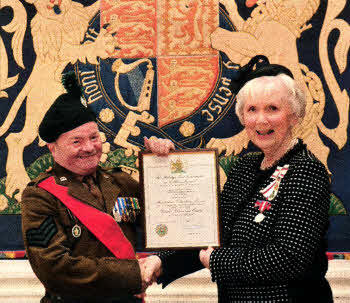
199 247 214 269
144 136 175 156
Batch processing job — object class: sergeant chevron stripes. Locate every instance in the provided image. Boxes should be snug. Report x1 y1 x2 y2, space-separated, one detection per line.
26 216 58 248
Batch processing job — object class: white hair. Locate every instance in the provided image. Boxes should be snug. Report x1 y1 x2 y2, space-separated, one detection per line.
235 74 306 125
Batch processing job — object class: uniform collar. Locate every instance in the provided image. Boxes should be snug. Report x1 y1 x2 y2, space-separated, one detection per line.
52 163 99 184
52 162 120 213
52 163 101 209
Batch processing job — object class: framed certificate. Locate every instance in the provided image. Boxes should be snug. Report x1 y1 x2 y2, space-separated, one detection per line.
139 149 221 250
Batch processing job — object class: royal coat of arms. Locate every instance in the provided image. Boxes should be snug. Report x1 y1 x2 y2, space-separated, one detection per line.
0 0 349 252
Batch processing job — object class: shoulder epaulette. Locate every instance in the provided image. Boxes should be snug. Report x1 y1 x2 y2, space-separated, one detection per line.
112 167 122 173
101 166 122 173
27 172 53 187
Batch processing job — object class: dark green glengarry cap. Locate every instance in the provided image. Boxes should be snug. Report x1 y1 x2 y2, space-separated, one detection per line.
39 72 96 143
231 55 294 93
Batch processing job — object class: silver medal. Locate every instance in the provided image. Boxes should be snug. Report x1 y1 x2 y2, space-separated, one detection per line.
254 213 265 223
113 205 122 222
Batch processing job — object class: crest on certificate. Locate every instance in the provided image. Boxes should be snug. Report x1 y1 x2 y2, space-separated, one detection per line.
155 224 168 237
170 158 186 174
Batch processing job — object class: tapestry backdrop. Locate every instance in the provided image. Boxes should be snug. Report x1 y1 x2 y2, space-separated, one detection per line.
0 0 349 256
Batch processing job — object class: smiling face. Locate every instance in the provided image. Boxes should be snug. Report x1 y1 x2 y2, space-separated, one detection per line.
242 88 298 158
47 122 102 176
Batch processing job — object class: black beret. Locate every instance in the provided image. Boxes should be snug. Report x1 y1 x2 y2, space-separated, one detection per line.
39 72 96 143
230 55 294 93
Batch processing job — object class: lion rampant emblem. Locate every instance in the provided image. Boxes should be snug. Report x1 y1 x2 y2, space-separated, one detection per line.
207 0 349 181
0 0 117 209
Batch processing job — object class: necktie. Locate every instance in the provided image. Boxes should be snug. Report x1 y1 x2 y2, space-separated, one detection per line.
83 176 104 208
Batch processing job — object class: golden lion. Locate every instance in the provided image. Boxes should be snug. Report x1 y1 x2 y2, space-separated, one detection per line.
0 0 117 210
208 0 349 178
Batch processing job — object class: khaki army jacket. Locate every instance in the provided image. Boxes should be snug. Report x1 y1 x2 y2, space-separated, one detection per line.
21 163 143 302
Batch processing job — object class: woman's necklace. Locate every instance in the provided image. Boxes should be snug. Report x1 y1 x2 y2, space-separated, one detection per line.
260 138 298 170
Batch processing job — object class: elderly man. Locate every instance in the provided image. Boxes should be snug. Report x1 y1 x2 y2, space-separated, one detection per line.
20 73 173 303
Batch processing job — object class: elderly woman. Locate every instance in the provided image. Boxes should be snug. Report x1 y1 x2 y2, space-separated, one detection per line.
144 55 333 302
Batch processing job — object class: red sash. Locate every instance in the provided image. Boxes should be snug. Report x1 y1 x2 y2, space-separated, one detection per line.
38 176 135 259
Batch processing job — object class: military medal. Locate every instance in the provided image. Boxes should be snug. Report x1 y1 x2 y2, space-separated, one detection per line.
72 224 81 238
114 197 140 222
254 213 265 223
254 200 271 223
260 164 289 201
113 204 122 222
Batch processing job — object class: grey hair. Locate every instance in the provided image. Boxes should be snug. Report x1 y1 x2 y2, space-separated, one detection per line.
235 74 306 125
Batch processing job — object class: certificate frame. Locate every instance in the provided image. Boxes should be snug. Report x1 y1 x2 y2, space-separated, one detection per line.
139 149 222 250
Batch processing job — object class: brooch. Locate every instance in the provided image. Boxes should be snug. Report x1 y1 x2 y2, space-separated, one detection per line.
260 164 289 201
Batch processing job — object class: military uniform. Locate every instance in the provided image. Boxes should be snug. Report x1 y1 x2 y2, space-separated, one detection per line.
21 163 143 303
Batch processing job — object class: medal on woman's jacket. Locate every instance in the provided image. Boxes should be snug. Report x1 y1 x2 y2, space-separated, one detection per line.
254 200 271 223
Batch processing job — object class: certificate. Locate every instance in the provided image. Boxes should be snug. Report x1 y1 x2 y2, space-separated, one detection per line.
139 149 221 250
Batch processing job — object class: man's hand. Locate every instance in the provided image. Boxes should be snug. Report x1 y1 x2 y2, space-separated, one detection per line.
137 255 162 295
138 255 163 296
199 247 214 269
140 255 162 284
138 258 152 293
144 137 175 156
